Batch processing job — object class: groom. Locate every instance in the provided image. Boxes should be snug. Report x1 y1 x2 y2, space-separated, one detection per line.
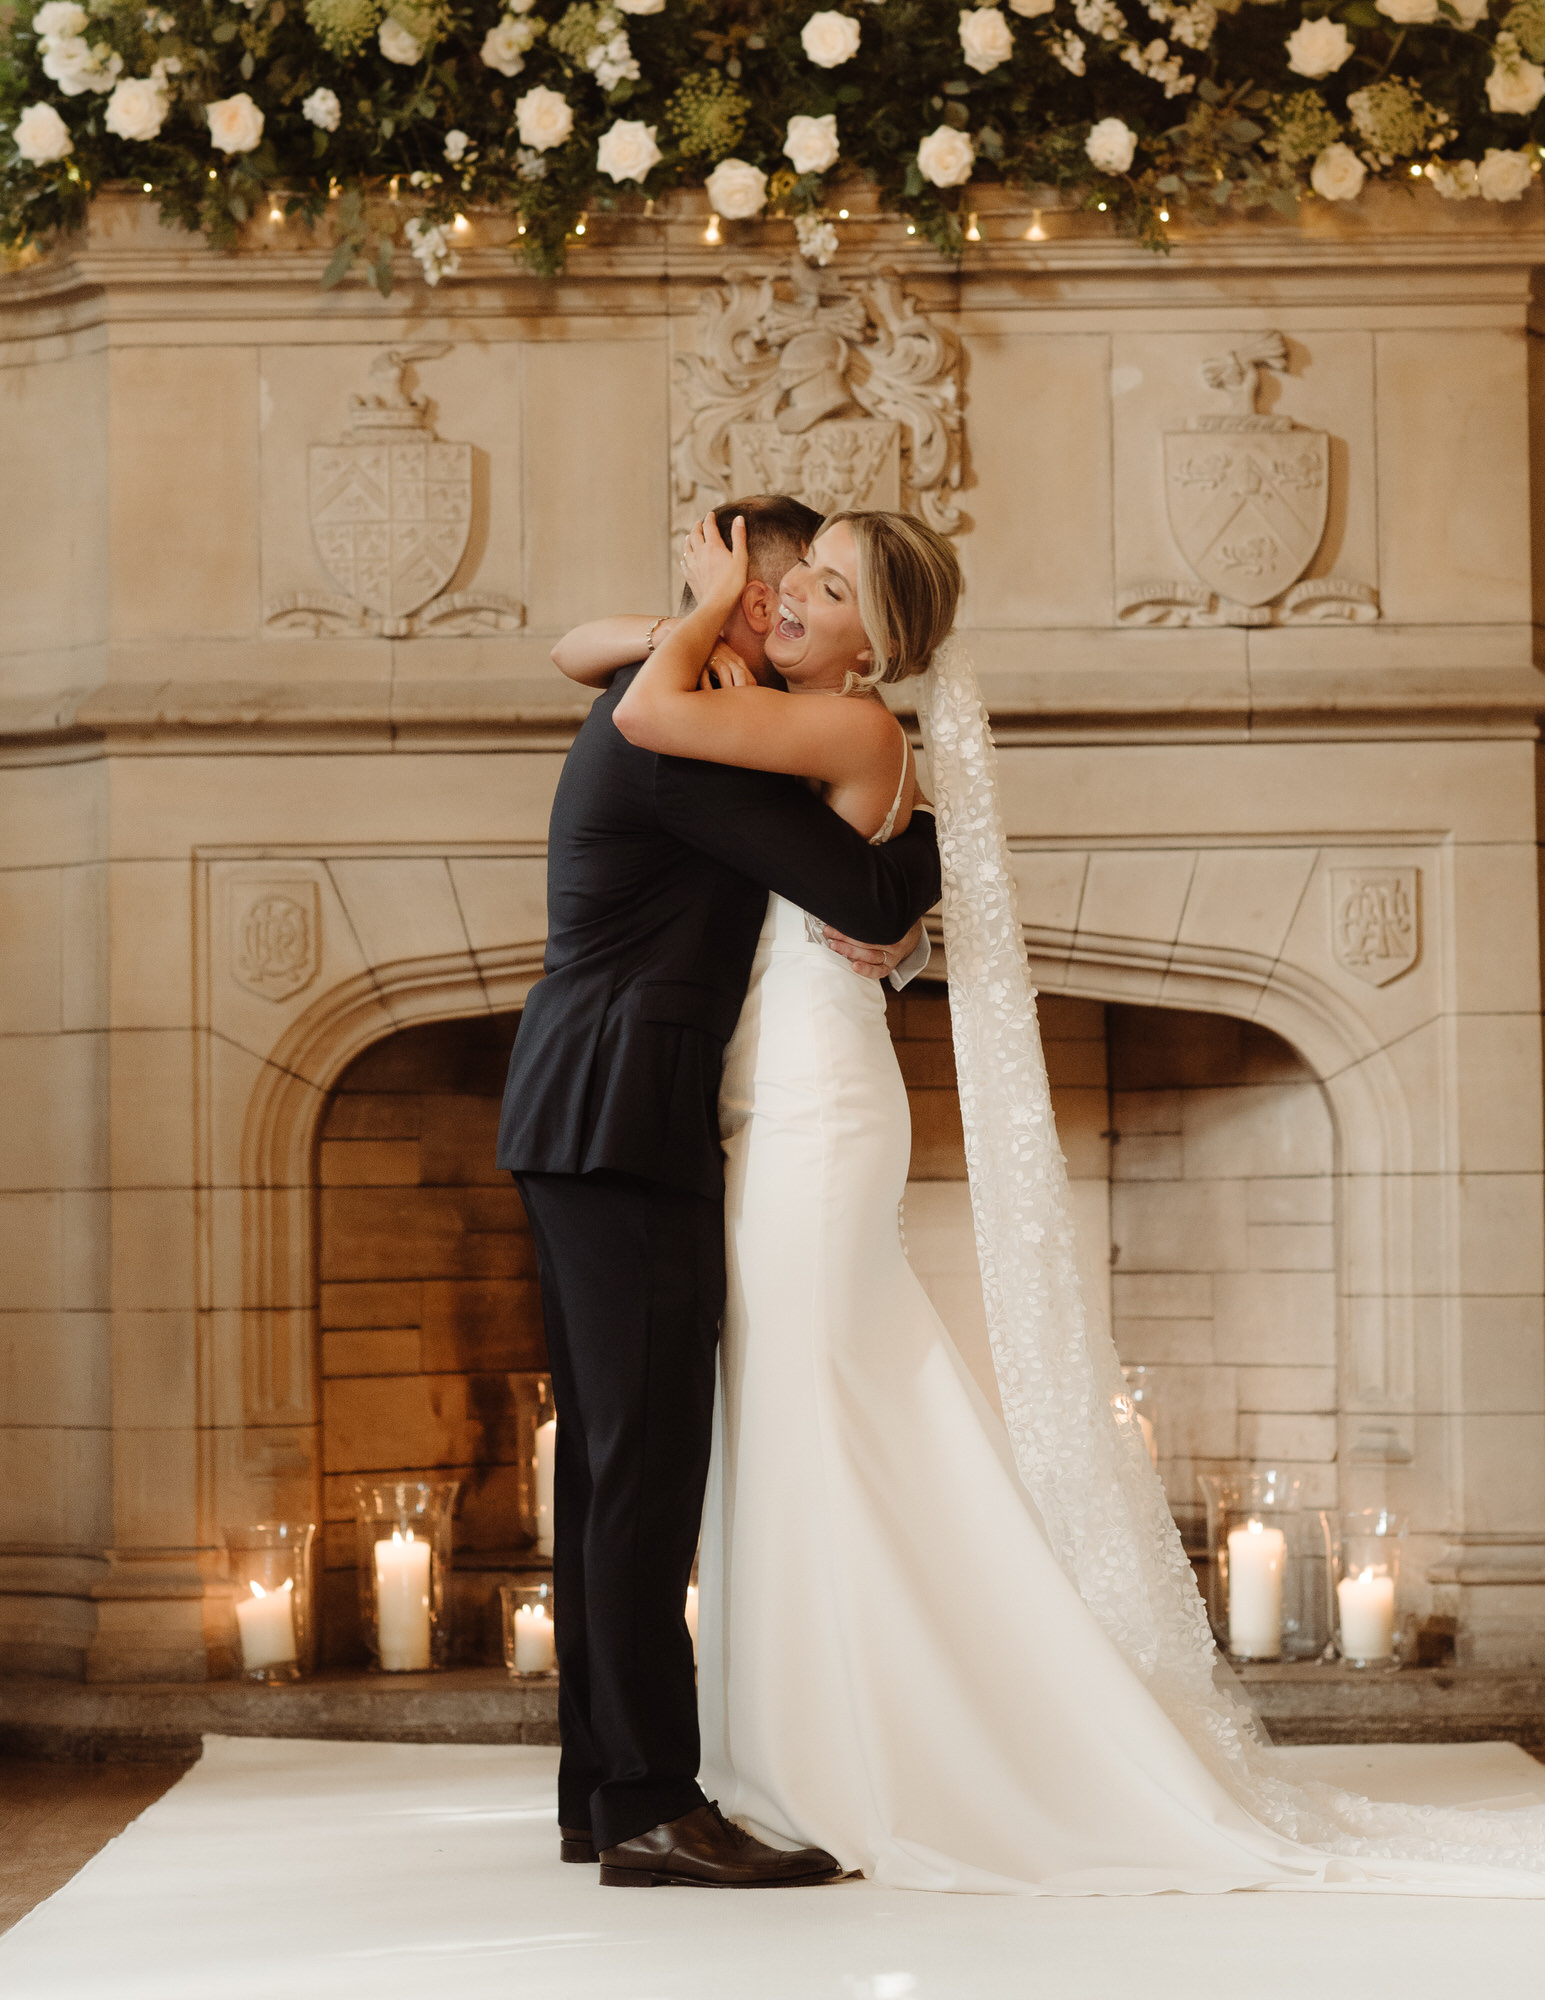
498 494 939 1888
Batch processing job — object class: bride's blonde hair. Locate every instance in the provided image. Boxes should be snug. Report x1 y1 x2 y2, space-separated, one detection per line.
819 510 961 695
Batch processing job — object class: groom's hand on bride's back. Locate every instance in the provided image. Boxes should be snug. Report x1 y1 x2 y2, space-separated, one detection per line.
821 918 924 981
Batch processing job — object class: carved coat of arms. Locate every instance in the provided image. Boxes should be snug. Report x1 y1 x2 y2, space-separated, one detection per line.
673 257 963 535
1120 335 1377 629
267 347 523 639
1331 868 1419 986
231 879 320 1002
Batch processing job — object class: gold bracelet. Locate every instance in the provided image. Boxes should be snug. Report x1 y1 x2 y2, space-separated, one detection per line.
644 615 671 653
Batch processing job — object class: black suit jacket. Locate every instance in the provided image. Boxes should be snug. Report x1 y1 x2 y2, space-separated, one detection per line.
497 664 941 1199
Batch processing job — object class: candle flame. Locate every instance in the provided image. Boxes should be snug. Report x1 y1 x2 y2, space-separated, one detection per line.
1358 1566 1376 1585
247 1577 292 1600
1247 1519 1264 1535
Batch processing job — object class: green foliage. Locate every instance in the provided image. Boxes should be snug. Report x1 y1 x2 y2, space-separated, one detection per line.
0 0 1535 289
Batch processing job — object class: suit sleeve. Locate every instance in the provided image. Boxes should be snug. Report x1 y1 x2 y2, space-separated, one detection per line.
655 755 940 944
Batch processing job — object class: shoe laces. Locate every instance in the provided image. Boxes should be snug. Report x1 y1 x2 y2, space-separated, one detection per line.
705 1800 751 1848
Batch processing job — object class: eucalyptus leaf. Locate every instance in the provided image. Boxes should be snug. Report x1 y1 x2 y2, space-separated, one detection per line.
211 20 237 40
375 241 395 296
320 238 355 288
240 50 254 79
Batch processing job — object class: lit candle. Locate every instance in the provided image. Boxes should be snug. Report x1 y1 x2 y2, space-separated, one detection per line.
535 1417 556 1557
685 1584 699 1663
1135 1410 1158 1470
374 1528 432 1671
235 1578 297 1673
1338 1566 1396 1662
1226 1520 1285 1658
512 1602 556 1674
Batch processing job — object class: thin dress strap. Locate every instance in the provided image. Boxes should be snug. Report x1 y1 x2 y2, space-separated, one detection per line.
868 730 912 847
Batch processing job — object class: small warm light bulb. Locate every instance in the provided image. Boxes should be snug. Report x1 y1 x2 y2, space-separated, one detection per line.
208 168 217 180
517 219 527 235
142 180 153 193
644 197 655 216
1159 207 1170 222
964 211 980 242
837 207 849 218
1096 200 1108 211
703 212 721 243
1410 162 1422 177
389 175 400 200
453 212 469 232
905 222 916 234
268 203 282 222
1025 210 1046 241
574 215 586 236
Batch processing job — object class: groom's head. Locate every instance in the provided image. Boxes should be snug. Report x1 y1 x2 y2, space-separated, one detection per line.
681 493 823 682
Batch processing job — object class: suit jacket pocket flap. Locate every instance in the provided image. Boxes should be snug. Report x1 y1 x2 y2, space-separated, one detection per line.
638 981 741 1041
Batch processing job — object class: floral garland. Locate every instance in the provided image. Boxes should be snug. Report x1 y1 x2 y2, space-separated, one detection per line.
2 0 1541 292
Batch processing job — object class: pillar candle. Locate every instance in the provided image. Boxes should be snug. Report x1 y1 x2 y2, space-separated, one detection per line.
685 1584 699 1663
235 1578 297 1673
374 1528 432 1671
1226 1520 1285 1658
512 1603 556 1674
535 1417 557 1557
1337 1567 1396 1661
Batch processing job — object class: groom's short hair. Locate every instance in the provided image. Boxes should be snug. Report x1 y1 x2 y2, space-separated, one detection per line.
679 493 824 611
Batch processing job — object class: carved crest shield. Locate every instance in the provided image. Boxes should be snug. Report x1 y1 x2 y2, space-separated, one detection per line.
728 419 900 516
231 880 321 1002
1163 430 1328 608
1331 868 1419 987
308 436 472 622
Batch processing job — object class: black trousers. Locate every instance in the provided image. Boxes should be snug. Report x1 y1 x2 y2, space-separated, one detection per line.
513 1169 724 1851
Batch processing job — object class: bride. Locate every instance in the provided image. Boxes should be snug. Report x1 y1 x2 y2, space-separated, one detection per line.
606 507 1545 1897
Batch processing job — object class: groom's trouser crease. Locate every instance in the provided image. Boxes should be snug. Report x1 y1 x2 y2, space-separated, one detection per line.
515 1168 723 1851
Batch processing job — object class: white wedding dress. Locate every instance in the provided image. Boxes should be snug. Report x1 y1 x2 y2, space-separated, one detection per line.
697 641 1545 1898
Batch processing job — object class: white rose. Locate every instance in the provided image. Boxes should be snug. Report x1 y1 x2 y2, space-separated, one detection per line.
378 16 423 61
42 35 120 94
31 1 87 35
801 9 861 65
1487 46 1545 114
1425 156 1479 197
1284 17 1352 77
12 99 72 162
795 213 839 263
302 85 340 130
1085 114 1136 172
917 123 975 186
1008 0 1054 13
959 5 1014 69
1310 139 1365 200
596 116 661 182
705 156 768 218
516 84 573 150
207 91 264 153
1374 0 1438 19
784 111 839 173
480 16 533 72
614 0 664 10
1478 144 1534 199
444 126 470 161
104 73 168 141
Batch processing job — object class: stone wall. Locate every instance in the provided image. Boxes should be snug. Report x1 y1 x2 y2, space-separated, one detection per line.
3 192 1544 1677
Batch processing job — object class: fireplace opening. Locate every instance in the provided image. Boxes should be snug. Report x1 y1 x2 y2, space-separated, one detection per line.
314 988 1331 1660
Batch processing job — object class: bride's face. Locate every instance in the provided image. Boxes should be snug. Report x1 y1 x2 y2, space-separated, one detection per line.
766 524 873 691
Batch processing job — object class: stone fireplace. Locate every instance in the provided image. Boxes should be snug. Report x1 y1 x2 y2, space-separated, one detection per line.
2 189 1543 1683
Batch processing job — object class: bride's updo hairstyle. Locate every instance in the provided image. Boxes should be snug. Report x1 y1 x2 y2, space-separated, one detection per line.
820 510 961 695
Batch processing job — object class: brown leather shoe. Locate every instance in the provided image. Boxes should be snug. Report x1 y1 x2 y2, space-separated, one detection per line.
598 1802 841 1888
560 1826 596 1863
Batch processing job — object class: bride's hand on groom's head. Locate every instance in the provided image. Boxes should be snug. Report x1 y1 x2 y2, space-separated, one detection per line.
681 511 747 613
698 643 752 691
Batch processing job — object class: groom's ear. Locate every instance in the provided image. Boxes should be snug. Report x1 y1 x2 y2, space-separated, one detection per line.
741 580 777 634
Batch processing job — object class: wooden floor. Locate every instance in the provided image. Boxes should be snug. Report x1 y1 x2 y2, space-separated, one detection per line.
0 1760 192 1936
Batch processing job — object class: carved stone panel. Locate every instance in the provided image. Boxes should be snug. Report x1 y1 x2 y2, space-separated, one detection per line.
673 257 963 536
1119 334 1378 629
266 346 523 640
231 878 321 1002
1331 867 1419 986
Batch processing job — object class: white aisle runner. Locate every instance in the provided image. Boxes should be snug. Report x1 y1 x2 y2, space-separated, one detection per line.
5 1737 1545 2000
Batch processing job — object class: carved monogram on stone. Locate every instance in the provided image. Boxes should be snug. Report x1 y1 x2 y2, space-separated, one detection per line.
265 347 523 640
1118 334 1378 629
1331 868 1419 986
232 880 321 1001
672 258 963 536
